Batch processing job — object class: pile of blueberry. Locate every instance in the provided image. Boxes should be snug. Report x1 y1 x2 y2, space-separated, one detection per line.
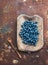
19 20 39 46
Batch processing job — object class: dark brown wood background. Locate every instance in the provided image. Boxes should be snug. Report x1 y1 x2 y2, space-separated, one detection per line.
0 0 48 65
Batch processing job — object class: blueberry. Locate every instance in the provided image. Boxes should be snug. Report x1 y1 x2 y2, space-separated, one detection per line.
19 20 39 46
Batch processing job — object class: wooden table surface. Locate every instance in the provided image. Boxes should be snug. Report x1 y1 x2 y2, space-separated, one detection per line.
0 0 48 65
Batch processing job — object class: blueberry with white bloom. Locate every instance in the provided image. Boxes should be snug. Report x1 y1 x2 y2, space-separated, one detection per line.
19 20 39 46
